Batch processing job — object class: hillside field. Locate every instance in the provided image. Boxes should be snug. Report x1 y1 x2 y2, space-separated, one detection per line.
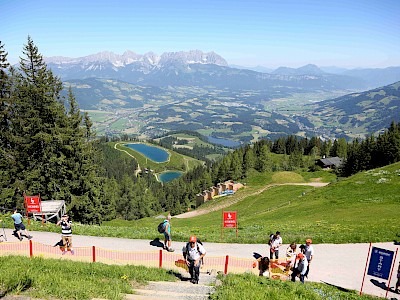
100 162 399 244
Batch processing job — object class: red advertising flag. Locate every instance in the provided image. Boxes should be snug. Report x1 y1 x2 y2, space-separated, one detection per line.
25 195 41 213
223 211 237 228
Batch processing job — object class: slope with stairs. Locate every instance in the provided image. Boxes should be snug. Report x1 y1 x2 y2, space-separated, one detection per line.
128 270 217 300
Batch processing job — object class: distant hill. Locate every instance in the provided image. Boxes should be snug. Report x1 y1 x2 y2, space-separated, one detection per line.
310 81 400 137
342 66 400 89
229 64 274 73
272 64 326 76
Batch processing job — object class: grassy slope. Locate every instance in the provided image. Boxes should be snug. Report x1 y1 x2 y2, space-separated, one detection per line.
103 163 399 244
0 256 176 300
211 273 381 300
2 163 398 244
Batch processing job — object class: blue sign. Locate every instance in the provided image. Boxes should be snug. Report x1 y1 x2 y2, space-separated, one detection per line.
367 247 394 280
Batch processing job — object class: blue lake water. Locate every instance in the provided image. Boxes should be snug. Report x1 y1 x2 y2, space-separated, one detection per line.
124 143 169 162
207 136 241 148
159 171 182 183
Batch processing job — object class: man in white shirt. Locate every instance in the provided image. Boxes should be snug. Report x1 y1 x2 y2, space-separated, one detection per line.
270 231 282 259
182 235 206 284
304 238 314 277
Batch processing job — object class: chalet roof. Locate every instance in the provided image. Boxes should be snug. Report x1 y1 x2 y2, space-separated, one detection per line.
319 157 343 167
32 200 66 222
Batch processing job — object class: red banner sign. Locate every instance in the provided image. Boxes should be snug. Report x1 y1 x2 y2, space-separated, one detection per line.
223 211 237 228
25 195 41 213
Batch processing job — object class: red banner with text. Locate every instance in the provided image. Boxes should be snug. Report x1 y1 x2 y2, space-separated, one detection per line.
223 211 237 228
25 195 41 213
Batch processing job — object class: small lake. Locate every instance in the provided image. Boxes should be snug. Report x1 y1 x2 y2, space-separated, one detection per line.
207 136 241 148
124 143 169 163
159 171 182 183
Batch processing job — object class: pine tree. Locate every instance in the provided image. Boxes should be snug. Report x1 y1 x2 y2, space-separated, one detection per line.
0 41 10 99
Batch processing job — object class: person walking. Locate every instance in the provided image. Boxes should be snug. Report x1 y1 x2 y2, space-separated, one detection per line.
304 238 314 277
270 231 282 259
286 242 298 269
163 214 174 252
182 235 206 284
11 208 32 241
291 253 308 283
56 214 74 255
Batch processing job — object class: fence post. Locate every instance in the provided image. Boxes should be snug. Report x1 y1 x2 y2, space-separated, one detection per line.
92 246 96 263
29 240 33 257
159 249 163 268
224 255 229 274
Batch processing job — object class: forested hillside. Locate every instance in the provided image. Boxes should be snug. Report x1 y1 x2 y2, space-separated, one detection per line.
1 38 399 225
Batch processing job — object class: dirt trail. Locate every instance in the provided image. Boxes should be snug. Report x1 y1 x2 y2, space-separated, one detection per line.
175 182 329 219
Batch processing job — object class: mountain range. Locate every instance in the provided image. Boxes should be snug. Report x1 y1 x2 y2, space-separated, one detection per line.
45 50 400 91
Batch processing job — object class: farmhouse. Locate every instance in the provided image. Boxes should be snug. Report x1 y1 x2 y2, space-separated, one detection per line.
316 156 343 169
196 180 244 206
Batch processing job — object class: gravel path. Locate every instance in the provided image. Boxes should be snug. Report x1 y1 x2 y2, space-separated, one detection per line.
1 228 399 299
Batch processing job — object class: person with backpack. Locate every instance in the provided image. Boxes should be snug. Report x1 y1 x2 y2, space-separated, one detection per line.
291 253 308 283
182 235 206 284
161 214 173 252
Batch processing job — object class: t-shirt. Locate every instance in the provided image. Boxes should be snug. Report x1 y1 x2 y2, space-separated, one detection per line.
11 213 23 225
163 220 170 235
304 245 314 261
61 220 72 236
184 243 206 261
271 236 282 250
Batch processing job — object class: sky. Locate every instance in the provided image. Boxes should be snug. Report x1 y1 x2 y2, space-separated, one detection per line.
2 0 400 68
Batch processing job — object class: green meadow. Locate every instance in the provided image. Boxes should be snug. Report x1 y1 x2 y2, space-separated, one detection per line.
5 162 398 245
0 256 176 300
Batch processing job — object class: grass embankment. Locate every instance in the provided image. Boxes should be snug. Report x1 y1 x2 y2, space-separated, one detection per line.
0 256 176 300
113 141 203 173
211 273 381 300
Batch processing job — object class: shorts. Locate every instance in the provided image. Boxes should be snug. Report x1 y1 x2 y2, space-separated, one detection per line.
14 223 26 231
164 232 171 241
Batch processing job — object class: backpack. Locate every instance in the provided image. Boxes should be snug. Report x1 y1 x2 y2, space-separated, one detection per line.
184 240 204 265
157 221 166 233
268 233 275 245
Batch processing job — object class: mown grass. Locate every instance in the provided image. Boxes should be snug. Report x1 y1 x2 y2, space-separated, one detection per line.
0 255 176 300
211 273 382 300
1 163 399 245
